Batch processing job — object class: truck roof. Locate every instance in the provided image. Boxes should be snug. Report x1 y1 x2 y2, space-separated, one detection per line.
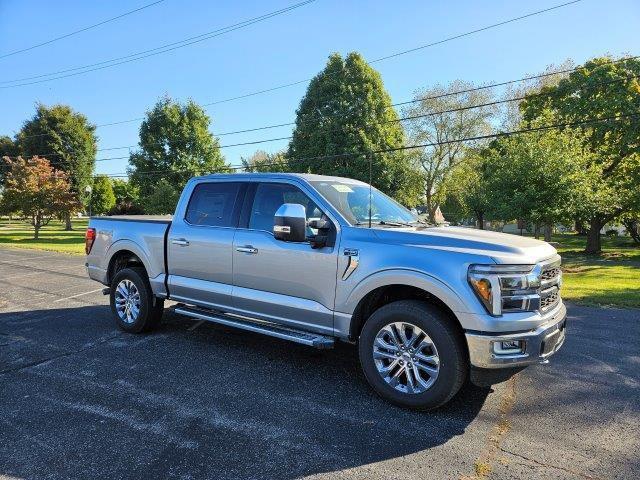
194 172 369 185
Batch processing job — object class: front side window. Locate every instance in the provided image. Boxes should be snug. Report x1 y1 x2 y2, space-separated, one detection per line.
309 180 418 226
249 183 323 234
185 182 241 227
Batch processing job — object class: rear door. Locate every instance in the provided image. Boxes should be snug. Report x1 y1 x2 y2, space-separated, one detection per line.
167 181 245 309
232 180 340 335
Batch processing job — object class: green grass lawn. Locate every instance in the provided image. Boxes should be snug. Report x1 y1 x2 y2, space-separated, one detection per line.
0 218 88 254
550 234 640 309
1 217 638 308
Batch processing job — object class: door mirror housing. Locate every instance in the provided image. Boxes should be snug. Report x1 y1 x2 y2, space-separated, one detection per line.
273 203 307 242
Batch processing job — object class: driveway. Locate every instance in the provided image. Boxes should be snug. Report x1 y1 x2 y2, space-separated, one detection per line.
0 247 638 479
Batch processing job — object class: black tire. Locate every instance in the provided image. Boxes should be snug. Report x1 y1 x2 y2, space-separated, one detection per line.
358 300 467 410
110 267 164 333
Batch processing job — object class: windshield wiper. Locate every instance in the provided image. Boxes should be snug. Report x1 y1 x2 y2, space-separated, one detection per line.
378 220 415 228
354 220 421 228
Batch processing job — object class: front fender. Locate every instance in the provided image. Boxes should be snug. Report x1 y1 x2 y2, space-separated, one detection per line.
341 268 468 315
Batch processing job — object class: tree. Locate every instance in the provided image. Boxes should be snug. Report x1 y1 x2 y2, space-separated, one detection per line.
111 178 140 205
402 81 497 222
144 179 180 214
241 150 288 172
16 104 97 229
440 150 490 229
521 56 640 253
129 97 227 211
288 52 421 206
90 175 116 215
0 136 17 183
109 178 142 215
484 118 595 241
0 156 78 239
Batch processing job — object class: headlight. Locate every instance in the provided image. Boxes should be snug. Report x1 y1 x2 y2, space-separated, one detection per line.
468 264 541 316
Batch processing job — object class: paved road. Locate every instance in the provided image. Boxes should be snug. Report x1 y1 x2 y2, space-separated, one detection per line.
0 247 638 480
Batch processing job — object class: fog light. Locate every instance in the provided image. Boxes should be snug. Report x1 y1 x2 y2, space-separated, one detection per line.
493 340 525 355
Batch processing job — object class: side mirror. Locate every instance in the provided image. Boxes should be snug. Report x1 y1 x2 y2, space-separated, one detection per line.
273 203 307 242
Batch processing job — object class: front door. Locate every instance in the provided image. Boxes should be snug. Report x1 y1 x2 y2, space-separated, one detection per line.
168 181 244 309
232 181 339 335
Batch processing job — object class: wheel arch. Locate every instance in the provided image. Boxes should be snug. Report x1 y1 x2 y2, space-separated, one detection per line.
344 270 467 342
107 248 147 285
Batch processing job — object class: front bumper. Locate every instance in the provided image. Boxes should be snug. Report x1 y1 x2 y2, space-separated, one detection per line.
465 303 567 369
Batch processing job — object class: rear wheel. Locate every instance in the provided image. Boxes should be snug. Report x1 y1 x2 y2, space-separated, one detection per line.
358 300 467 410
110 267 163 333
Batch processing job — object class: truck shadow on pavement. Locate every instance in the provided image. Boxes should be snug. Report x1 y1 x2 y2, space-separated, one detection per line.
0 305 491 479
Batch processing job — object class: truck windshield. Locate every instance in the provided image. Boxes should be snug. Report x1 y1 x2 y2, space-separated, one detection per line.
309 180 419 226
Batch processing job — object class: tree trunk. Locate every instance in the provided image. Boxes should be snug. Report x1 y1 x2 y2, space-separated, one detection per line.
33 224 40 240
534 223 541 239
64 212 72 231
585 218 602 254
622 219 640 244
544 223 552 242
425 193 436 224
477 212 484 230
574 218 587 235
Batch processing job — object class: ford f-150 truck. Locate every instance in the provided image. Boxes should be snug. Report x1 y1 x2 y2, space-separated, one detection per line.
85 173 566 410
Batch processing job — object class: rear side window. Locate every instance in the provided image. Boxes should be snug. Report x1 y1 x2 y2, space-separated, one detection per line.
185 182 241 227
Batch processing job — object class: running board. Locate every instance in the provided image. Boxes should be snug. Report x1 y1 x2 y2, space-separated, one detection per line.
174 305 335 349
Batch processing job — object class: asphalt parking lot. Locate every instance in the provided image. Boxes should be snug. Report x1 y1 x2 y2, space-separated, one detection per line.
0 247 638 480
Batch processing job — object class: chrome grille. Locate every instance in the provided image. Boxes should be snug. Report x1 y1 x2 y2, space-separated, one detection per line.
538 260 562 312
540 287 560 311
540 267 561 283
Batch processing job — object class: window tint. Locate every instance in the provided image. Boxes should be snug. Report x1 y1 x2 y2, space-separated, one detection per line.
185 182 241 227
249 183 322 233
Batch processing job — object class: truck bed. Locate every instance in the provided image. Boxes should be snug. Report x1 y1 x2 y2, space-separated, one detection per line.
86 216 172 296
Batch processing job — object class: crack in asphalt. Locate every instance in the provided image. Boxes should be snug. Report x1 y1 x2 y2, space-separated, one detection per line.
462 375 518 479
499 446 603 480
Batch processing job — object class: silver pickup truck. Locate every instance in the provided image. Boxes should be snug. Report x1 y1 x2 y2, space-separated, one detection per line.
85 173 566 410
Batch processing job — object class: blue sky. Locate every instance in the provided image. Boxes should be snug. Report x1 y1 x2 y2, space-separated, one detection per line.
0 0 638 177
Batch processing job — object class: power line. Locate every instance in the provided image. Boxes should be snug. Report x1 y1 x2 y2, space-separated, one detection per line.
12 72 638 158
91 54 640 136
3 113 637 177
0 1 165 60
0 1 316 88
200 0 585 106
83 113 639 178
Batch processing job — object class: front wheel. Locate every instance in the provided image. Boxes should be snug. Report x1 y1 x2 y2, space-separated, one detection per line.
358 300 467 410
110 267 163 333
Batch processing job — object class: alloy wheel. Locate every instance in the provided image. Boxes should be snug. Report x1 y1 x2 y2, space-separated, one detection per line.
114 279 141 324
372 322 440 394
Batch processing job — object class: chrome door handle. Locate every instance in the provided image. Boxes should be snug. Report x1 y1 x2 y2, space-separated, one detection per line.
236 246 258 254
171 238 190 246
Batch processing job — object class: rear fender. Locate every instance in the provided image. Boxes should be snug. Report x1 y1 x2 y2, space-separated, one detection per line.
106 239 167 297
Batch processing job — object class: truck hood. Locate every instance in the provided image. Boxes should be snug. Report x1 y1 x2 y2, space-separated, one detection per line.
371 226 557 264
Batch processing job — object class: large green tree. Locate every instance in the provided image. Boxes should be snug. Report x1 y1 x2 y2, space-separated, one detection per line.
403 81 497 223
90 175 116 215
484 118 596 241
440 149 491 229
521 56 640 253
129 97 227 211
288 52 421 206
15 104 97 229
